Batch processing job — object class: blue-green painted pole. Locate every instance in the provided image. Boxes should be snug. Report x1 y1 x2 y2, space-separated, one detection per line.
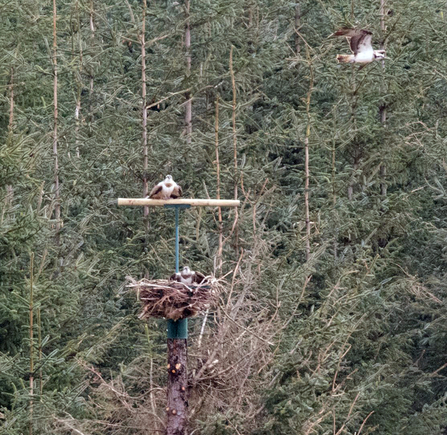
164 204 190 339
175 206 179 273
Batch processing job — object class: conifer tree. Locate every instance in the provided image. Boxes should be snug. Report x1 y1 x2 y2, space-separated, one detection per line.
1 0 447 433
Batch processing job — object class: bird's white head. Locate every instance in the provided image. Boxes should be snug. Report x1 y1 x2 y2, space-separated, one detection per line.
374 50 386 60
182 266 191 274
165 174 173 180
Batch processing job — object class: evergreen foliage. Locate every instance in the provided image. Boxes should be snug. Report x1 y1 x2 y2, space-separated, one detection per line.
1 0 447 433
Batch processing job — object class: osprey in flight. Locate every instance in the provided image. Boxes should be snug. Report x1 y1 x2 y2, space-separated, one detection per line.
333 28 385 64
170 266 206 285
148 175 182 199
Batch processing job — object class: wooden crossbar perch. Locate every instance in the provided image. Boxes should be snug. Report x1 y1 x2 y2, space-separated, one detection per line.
117 198 240 207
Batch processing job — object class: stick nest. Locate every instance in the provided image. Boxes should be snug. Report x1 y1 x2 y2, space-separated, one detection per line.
127 277 222 321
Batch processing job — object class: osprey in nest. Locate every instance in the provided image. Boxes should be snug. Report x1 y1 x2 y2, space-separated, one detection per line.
333 28 385 64
170 267 206 285
148 175 182 199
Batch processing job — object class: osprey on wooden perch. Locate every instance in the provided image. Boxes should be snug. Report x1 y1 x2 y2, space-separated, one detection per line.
170 267 206 285
148 175 182 199
333 28 386 64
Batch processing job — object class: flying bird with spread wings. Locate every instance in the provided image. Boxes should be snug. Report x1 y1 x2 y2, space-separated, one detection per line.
333 28 385 64
148 175 182 199
170 266 206 285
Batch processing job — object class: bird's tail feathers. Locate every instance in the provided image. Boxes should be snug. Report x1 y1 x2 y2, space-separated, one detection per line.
336 54 354 63
333 28 350 37
332 28 358 38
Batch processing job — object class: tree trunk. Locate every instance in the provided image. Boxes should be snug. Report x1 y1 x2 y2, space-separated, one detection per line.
294 3 300 55
379 0 387 196
166 339 188 435
6 67 15 209
348 64 358 200
89 0 95 131
304 47 314 261
53 0 61 244
8 67 14 131
184 0 192 143
142 0 149 217
215 95 223 273
29 253 34 435
230 46 237 202
348 0 359 201
74 0 82 159
331 115 338 259
229 46 239 251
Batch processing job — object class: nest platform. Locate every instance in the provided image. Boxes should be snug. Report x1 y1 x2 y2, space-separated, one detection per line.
127 277 221 321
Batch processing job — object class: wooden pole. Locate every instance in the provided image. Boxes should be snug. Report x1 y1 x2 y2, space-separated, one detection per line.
166 339 188 435
118 198 240 207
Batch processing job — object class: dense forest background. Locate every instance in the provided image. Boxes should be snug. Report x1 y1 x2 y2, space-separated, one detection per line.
1 0 447 433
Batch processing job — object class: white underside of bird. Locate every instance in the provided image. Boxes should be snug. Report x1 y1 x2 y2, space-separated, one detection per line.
148 175 182 199
346 46 374 63
177 274 194 285
170 266 205 285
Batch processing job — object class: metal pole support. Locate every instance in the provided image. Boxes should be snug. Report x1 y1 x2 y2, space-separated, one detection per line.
164 204 190 435
164 204 191 340
167 319 188 339
164 204 191 274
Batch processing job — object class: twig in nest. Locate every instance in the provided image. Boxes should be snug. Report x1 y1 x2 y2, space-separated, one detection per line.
127 277 224 321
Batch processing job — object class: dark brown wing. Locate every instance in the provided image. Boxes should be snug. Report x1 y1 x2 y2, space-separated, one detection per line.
170 273 181 282
349 30 372 55
332 28 372 55
149 183 163 199
171 184 182 199
193 272 206 284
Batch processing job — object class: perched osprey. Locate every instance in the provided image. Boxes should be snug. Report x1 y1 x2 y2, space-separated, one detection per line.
148 175 182 199
333 28 385 64
170 266 206 285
